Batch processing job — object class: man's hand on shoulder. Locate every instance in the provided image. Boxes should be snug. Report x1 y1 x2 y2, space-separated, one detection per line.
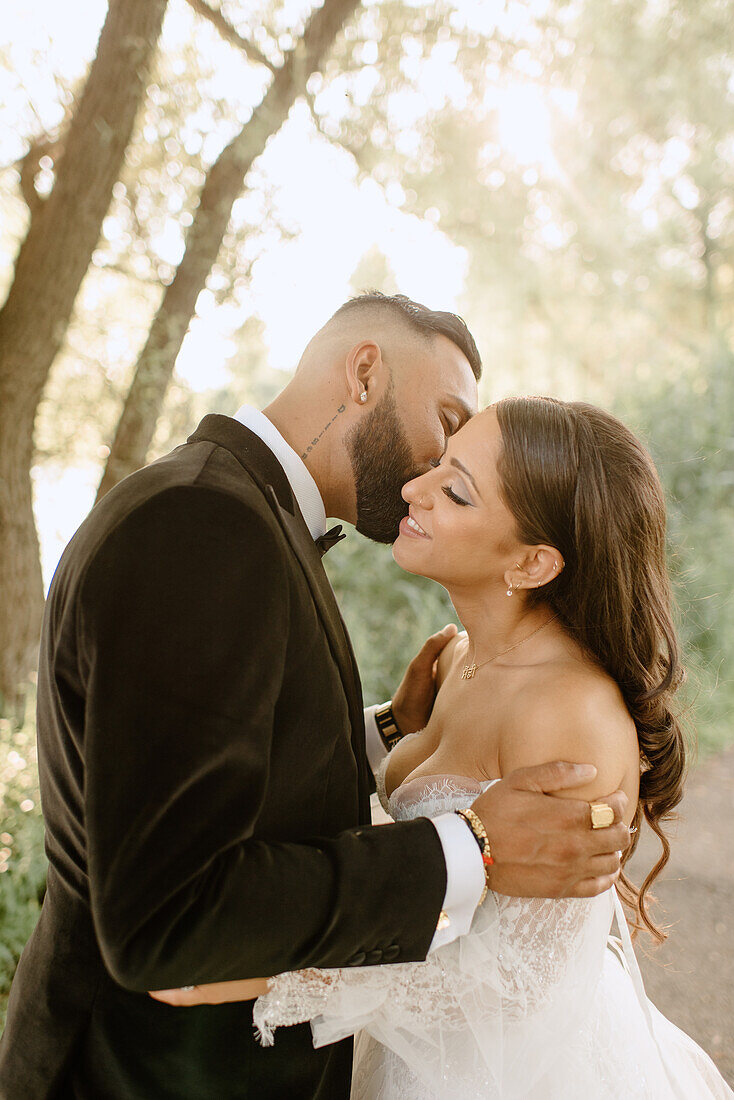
464 668 637 899
470 761 631 899
391 624 458 735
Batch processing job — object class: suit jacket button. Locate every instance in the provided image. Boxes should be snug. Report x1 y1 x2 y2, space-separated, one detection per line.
382 945 400 961
364 950 382 964
348 951 366 966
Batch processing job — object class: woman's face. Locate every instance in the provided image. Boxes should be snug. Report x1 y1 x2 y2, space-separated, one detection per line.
393 406 523 589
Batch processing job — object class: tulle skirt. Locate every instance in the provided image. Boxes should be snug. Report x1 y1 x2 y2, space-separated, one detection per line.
350 943 732 1099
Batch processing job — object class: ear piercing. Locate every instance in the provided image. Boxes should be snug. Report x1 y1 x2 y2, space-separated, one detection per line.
506 581 514 597
360 390 368 403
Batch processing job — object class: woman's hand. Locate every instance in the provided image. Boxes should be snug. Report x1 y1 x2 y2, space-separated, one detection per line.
392 623 458 734
149 977 271 1006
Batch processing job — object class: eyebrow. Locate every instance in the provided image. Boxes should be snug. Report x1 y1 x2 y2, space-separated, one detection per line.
449 456 481 497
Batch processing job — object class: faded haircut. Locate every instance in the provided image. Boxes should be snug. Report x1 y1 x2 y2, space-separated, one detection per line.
329 291 482 381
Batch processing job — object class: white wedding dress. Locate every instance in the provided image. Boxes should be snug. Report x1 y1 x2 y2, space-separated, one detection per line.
254 765 733 1099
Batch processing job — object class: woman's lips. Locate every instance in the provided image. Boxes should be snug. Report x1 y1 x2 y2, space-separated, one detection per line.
399 514 430 539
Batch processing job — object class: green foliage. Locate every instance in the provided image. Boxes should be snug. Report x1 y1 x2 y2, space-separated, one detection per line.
0 687 47 1031
616 347 734 756
324 530 459 704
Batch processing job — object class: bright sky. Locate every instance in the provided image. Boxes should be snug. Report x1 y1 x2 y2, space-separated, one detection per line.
0 0 566 583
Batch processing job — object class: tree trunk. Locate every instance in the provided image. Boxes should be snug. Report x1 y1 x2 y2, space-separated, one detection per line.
0 0 169 701
96 0 361 501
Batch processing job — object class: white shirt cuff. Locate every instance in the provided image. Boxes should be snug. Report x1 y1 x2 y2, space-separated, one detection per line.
428 812 486 951
363 703 390 774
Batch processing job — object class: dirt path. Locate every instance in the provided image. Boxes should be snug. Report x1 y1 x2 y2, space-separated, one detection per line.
627 744 734 1086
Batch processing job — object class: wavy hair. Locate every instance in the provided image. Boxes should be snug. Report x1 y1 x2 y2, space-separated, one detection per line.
495 396 688 940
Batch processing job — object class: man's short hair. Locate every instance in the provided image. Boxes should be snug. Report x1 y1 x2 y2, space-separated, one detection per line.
330 291 482 381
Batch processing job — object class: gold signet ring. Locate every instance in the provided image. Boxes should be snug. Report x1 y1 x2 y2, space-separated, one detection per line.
590 802 615 829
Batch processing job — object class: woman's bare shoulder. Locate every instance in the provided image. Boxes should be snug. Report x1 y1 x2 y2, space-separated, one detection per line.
498 660 639 805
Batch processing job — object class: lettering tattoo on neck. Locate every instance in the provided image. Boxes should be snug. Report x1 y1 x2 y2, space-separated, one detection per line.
301 404 347 462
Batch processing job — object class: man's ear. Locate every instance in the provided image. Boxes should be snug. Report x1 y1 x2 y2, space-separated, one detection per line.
344 340 382 406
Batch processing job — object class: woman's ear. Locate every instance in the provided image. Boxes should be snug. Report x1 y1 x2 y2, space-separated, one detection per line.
507 546 563 592
344 340 382 406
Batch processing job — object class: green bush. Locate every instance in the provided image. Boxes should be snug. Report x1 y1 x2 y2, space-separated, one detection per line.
0 687 47 1031
615 350 734 756
325 536 459 706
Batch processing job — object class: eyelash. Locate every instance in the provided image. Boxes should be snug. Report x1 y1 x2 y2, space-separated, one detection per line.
430 459 470 507
442 485 470 507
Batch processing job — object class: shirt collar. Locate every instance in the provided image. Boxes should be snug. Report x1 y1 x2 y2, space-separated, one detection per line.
232 405 327 541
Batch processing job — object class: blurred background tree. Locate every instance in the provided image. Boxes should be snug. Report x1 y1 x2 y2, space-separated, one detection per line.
0 0 169 703
0 0 732 1027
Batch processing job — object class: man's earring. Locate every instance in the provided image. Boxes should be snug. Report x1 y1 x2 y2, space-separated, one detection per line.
360 390 368 403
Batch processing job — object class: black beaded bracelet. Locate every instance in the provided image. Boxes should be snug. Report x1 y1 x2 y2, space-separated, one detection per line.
454 810 486 855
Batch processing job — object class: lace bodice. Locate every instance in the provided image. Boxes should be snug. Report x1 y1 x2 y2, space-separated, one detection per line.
373 749 497 821
254 764 733 1099
254 767 613 1088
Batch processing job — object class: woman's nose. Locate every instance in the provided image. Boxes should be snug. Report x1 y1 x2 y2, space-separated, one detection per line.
402 471 432 506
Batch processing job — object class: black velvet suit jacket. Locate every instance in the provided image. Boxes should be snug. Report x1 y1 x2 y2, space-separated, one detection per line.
0 416 447 1099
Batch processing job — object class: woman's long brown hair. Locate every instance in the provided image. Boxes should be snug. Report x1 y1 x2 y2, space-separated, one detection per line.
495 396 688 941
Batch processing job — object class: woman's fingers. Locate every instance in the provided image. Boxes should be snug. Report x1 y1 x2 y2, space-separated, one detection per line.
149 978 271 1006
149 987 201 1006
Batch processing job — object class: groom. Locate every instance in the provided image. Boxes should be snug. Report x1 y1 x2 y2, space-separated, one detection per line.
0 293 629 1098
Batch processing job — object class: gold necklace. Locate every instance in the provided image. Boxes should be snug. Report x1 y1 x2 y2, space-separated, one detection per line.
460 616 558 681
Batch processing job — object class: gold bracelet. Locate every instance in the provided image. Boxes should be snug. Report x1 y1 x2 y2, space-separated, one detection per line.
455 808 494 904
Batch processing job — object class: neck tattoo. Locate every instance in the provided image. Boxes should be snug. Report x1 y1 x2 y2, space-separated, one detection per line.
301 403 347 462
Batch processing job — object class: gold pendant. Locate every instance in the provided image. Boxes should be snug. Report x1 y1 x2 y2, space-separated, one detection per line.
461 664 477 680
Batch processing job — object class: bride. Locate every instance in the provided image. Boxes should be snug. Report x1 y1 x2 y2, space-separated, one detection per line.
155 397 733 1098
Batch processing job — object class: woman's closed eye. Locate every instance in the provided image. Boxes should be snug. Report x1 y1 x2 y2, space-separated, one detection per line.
430 459 472 507
442 484 471 507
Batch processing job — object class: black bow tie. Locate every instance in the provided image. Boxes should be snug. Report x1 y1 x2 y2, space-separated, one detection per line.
315 524 346 557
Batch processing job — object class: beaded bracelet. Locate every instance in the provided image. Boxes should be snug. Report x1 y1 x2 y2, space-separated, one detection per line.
455 807 494 904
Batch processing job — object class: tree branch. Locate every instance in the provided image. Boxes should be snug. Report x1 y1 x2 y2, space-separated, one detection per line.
304 88 380 173
183 0 277 73
16 134 65 215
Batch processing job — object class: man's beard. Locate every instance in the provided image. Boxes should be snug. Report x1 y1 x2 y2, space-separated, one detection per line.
345 381 421 544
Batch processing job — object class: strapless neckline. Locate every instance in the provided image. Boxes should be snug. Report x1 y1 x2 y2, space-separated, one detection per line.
387 772 498 801
375 764 501 824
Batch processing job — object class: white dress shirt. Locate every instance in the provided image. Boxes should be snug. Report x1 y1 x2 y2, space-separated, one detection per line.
232 405 486 951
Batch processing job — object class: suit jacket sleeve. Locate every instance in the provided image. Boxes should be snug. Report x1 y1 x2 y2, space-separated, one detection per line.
78 484 446 992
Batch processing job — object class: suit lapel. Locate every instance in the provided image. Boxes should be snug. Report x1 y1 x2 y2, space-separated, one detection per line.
188 417 368 801
265 487 365 732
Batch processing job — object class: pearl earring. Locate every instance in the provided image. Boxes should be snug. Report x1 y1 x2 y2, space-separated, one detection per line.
506 581 514 597
360 391 368 403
